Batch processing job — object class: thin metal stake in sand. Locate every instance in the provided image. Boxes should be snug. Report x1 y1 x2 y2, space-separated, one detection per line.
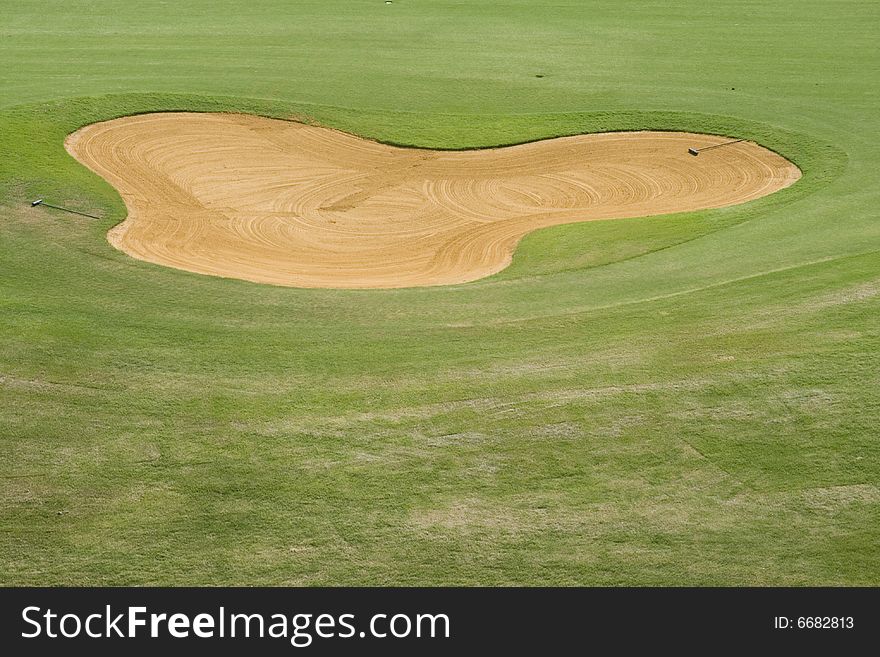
31 198 101 219
688 138 747 156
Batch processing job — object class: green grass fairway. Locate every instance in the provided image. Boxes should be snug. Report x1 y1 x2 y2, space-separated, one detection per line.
1 1 878 585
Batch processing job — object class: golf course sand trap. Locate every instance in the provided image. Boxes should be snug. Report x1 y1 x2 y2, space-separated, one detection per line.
66 113 801 288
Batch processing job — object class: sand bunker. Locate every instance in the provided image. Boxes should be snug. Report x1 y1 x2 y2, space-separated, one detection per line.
65 113 800 288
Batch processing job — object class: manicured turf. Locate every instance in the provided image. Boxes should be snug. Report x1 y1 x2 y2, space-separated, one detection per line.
1 1 878 585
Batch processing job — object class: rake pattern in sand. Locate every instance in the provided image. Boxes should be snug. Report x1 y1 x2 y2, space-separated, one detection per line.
66 113 801 288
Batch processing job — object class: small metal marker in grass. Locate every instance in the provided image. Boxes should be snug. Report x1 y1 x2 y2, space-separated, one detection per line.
687 138 747 156
31 198 101 219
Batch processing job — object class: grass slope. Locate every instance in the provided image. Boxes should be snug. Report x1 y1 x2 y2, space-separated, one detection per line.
0 1 878 585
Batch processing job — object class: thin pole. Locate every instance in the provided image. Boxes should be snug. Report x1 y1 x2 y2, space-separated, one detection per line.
697 138 746 152
30 199 101 219
688 138 747 156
